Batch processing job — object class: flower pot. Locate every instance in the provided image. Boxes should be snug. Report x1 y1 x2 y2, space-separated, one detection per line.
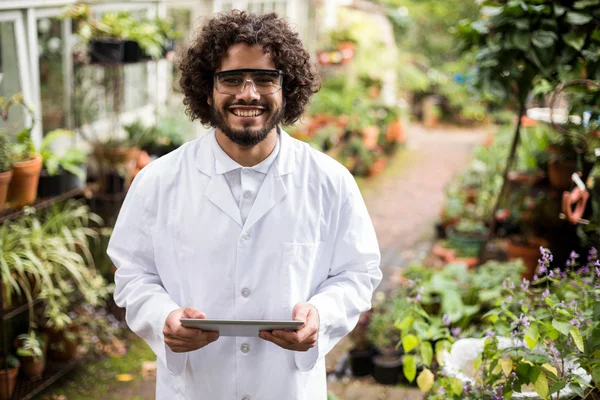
61 166 87 192
37 169 63 198
19 354 46 380
372 354 403 385
0 170 12 209
0 365 19 400
362 126 380 150
7 155 43 208
42 325 79 362
548 159 578 191
162 38 175 56
123 40 143 63
505 237 549 281
349 346 377 377
90 39 124 64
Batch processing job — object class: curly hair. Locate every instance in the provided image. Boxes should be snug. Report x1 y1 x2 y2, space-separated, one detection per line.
179 10 320 126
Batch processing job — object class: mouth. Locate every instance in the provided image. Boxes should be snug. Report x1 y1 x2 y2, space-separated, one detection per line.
228 106 266 118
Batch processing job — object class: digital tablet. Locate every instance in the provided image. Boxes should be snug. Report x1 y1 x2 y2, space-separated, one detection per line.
180 319 304 337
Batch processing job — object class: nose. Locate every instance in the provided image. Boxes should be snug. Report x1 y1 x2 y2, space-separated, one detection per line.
236 80 261 102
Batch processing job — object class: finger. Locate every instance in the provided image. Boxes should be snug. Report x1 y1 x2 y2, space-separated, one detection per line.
292 303 310 325
259 331 294 350
182 308 206 319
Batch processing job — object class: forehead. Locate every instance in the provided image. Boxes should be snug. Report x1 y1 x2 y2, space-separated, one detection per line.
217 43 276 72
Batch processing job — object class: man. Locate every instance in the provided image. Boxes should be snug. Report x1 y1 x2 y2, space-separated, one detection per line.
108 10 381 400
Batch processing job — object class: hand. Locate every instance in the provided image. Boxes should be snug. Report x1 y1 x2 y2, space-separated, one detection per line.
259 302 319 352
163 307 219 353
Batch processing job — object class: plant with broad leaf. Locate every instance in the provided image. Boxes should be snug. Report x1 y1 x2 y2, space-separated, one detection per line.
16 330 47 362
426 247 600 399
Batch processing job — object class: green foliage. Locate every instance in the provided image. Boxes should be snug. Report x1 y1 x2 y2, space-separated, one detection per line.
40 129 88 180
0 133 10 172
458 0 600 105
0 93 37 162
16 330 47 361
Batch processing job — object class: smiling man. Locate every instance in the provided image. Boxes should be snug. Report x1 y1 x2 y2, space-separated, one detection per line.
108 10 382 400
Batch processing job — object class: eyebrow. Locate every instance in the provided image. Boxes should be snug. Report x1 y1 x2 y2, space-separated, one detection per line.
215 69 283 76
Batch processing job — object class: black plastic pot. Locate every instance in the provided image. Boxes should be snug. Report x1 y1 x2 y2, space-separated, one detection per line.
348 346 377 377
163 38 175 55
62 168 86 192
37 170 63 198
123 40 143 63
372 354 403 385
90 39 124 64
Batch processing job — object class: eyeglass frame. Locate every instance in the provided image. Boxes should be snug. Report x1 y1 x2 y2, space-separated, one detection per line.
213 68 284 95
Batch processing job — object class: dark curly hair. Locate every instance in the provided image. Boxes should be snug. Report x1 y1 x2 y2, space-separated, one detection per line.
179 10 320 126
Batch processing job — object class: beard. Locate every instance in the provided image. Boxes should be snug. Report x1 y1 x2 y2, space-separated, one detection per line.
210 100 284 147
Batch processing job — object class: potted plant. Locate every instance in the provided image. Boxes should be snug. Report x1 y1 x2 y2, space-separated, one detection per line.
347 310 377 377
38 129 87 197
0 355 20 400
1 95 43 208
0 133 12 209
369 295 405 385
445 218 488 261
14 330 48 380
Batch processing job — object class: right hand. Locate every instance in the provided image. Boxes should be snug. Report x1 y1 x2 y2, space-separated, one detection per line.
163 307 219 353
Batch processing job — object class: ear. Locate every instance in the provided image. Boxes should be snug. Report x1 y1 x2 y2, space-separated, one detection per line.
207 95 212 106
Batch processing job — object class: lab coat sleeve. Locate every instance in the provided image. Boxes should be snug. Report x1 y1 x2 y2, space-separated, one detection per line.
296 179 382 371
107 169 187 376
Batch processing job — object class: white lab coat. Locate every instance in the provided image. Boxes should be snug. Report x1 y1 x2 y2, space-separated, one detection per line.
108 128 382 400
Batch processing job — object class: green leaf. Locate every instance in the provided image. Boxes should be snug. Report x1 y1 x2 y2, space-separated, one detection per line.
549 380 567 395
420 341 433 367
416 368 434 393
574 0 600 9
511 30 531 51
571 383 585 398
499 358 513 376
564 31 586 51
534 372 549 399
570 326 585 352
402 334 419 353
532 30 557 49
525 325 539 350
592 29 600 43
451 378 463 396
554 4 566 16
552 319 571 336
591 364 600 388
529 365 541 384
395 316 414 334
403 355 417 382
566 11 593 25
516 362 532 381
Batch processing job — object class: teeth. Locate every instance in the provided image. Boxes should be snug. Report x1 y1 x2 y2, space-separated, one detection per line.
232 109 263 117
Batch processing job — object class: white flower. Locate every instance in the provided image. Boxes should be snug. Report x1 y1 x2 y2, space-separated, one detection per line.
38 18 52 34
47 37 62 53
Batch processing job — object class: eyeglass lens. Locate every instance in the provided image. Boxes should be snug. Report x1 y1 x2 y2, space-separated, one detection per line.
215 70 282 95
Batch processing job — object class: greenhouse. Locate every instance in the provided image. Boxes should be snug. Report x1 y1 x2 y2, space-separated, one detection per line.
0 0 599 399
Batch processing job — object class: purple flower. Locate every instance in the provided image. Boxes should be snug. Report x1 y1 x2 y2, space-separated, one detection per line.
521 278 530 291
407 279 415 288
533 274 539 281
596 266 600 279
542 289 550 298
451 327 462 337
485 329 495 339
414 293 421 302
549 270 555 278
442 314 451 325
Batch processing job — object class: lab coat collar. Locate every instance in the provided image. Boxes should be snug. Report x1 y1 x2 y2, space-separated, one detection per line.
195 127 296 177
195 127 295 229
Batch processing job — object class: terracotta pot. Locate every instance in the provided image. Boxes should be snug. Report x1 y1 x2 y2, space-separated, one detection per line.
386 120 405 144
368 158 386 176
505 237 549 281
42 324 79 361
548 159 577 191
507 170 543 185
0 366 19 400
7 155 43 208
432 241 455 262
0 170 12 209
362 126 380 150
19 355 46 380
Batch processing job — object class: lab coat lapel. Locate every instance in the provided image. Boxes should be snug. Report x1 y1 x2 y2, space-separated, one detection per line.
205 173 243 228
242 164 287 232
195 129 243 228
242 129 296 232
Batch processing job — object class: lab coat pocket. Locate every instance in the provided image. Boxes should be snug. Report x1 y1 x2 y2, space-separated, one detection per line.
281 242 321 310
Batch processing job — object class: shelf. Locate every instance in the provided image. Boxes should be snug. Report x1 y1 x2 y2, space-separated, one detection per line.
1 299 43 321
10 358 79 400
0 187 93 224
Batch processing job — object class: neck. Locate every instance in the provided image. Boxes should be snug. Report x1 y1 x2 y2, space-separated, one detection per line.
215 127 278 167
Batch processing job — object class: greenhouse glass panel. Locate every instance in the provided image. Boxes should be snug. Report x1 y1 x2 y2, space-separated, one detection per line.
38 17 66 133
0 21 25 133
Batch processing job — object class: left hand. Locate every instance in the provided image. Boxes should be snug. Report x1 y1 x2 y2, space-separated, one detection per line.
259 302 319 352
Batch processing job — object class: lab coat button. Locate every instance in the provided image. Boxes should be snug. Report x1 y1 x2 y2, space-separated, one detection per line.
241 343 250 353
242 397 250 400
243 191 251 199
241 287 251 297
241 232 250 241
